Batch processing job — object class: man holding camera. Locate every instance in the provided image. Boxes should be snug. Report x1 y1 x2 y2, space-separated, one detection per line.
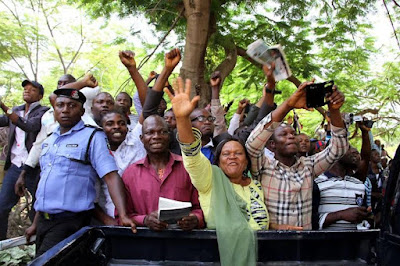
246 81 349 230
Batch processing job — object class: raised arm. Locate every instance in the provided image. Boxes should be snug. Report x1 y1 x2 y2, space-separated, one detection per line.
210 71 228 136
236 64 277 143
119 50 148 107
140 48 181 123
309 86 348 176
228 99 249 135
60 73 98 90
145 71 157 85
354 122 372 182
164 78 213 194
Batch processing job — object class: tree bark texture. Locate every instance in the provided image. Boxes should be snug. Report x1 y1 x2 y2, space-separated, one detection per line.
180 0 211 107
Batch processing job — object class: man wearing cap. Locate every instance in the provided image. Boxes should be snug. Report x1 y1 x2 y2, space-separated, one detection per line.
26 88 136 257
14 74 98 199
0 80 49 240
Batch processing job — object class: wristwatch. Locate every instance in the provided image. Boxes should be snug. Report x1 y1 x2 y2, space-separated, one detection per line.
6 109 13 116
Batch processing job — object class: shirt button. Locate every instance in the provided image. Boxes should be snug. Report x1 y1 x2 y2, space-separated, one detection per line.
48 163 51 166
54 144 57 147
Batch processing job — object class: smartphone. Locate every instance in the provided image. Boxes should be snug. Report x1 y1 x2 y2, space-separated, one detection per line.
305 80 334 108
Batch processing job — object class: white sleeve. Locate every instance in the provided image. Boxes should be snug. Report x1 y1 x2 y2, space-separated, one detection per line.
228 113 241 135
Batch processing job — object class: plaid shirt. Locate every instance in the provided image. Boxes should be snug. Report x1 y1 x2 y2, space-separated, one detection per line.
246 113 348 229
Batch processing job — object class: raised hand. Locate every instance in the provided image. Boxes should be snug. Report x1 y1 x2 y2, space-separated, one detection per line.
164 77 200 119
119 50 136 69
286 79 315 110
327 85 345 111
82 73 98 88
357 119 371 132
149 71 157 79
263 62 276 90
210 71 222 89
165 48 181 70
237 98 249 114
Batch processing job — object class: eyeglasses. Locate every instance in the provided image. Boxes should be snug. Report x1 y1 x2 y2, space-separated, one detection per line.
191 116 216 123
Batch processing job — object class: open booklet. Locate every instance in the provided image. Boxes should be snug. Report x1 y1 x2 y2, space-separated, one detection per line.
158 197 192 227
246 39 292 81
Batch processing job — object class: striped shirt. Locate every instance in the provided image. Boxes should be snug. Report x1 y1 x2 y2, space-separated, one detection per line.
246 113 348 229
315 173 366 230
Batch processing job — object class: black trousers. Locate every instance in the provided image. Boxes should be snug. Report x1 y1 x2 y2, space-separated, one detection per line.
35 211 91 257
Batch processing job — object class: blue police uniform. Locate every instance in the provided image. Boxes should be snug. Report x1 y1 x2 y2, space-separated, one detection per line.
35 120 118 214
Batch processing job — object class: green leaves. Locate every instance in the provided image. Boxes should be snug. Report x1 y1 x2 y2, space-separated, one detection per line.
0 246 35 266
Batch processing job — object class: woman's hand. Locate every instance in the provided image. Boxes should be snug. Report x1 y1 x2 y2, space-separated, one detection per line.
164 77 200 119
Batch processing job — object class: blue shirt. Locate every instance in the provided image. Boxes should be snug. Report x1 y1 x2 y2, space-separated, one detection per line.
201 146 214 163
34 120 118 214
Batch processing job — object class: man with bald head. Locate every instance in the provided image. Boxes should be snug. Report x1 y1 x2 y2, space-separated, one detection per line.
120 115 204 231
57 74 76 88
92 92 115 125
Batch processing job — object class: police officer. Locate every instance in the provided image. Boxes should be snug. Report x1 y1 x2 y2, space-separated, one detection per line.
25 88 136 257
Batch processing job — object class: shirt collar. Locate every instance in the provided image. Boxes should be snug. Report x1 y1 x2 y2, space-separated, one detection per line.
204 139 214 148
55 120 85 136
137 152 183 167
28 101 40 112
15 101 40 113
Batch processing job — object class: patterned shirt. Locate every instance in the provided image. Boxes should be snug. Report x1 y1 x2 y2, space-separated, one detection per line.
246 113 348 229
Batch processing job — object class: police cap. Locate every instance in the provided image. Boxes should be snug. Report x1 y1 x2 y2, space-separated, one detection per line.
54 88 86 104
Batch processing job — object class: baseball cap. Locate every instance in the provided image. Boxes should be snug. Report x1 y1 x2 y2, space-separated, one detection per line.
21 80 44 95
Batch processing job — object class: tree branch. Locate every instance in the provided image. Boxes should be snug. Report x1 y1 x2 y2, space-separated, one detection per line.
214 37 237 83
66 38 85 71
383 0 400 51
237 46 262 68
5 49 30 80
1 0 37 79
137 7 185 70
40 1 66 73
356 108 380 115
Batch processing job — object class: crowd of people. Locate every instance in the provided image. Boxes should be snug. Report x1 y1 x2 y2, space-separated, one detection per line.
0 48 392 264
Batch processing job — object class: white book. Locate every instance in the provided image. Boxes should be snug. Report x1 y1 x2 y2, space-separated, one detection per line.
158 197 192 226
246 40 292 81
